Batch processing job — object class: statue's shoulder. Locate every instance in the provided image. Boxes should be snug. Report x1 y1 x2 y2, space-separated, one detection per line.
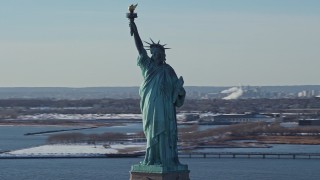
164 63 173 70
137 50 151 68
138 49 150 59
164 63 177 76
164 63 173 69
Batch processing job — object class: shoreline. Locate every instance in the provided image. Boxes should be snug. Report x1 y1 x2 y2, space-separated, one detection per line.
2 122 320 147
2 143 320 160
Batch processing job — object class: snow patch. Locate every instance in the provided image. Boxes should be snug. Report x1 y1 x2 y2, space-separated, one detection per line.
2 143 146 157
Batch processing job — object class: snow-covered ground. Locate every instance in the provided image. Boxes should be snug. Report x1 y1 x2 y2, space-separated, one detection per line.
1 143 146 157
16 113 142 121
16 113 205 121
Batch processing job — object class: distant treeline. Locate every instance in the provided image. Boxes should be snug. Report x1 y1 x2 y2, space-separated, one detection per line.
0 86 319 99
0 98 320 118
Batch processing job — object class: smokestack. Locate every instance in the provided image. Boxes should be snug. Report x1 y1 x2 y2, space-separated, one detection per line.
222 87 244 100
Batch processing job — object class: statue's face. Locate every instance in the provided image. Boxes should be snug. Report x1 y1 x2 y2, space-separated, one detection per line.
151 48 165 65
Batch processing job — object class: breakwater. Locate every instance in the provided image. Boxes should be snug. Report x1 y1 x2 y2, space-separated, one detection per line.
24 127 98 136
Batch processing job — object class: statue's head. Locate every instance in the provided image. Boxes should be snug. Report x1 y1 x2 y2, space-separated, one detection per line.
150 47 166 64
144 38 170 65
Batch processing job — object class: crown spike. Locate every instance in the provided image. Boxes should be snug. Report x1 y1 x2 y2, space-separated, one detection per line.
143 39 171 51
150 38 155 44
144 41 151 45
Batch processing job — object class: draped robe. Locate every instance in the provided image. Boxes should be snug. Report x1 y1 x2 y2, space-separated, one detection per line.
137 49 185 166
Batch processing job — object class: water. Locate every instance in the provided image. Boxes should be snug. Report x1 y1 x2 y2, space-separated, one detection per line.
73 123 143 134
0 158 319 180
1 125 320 179
0 126 75 151
0 124 143 151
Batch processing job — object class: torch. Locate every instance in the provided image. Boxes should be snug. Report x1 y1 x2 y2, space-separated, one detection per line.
126 4 138 36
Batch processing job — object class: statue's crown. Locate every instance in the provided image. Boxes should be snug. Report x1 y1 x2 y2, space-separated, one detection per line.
144 38 170 52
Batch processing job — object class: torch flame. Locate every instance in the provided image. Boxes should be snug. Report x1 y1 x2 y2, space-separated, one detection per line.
128 4 138 13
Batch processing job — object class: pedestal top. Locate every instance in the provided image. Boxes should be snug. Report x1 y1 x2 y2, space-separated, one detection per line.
131 163 189 174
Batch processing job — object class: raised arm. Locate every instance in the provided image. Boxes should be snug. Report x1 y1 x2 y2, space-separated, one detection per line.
129 21 144 55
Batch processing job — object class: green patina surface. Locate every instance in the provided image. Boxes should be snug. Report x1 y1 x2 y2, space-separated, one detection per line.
127 5 189 174
137 49 186 168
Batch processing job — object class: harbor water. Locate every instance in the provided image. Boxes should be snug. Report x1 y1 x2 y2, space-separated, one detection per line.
1 125 320 180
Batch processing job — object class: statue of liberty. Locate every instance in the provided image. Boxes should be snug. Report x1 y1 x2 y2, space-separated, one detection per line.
127 5 188 174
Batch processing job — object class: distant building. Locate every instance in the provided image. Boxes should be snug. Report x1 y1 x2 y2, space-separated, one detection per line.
199 113 275 125
298 90 320 98
299 119 320 126
177 113 200 122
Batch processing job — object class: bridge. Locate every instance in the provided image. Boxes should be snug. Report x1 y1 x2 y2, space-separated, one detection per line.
179 152 320 159
1 152 320 159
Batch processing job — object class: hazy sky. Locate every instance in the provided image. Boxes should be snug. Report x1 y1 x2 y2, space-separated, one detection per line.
0 0 319 87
